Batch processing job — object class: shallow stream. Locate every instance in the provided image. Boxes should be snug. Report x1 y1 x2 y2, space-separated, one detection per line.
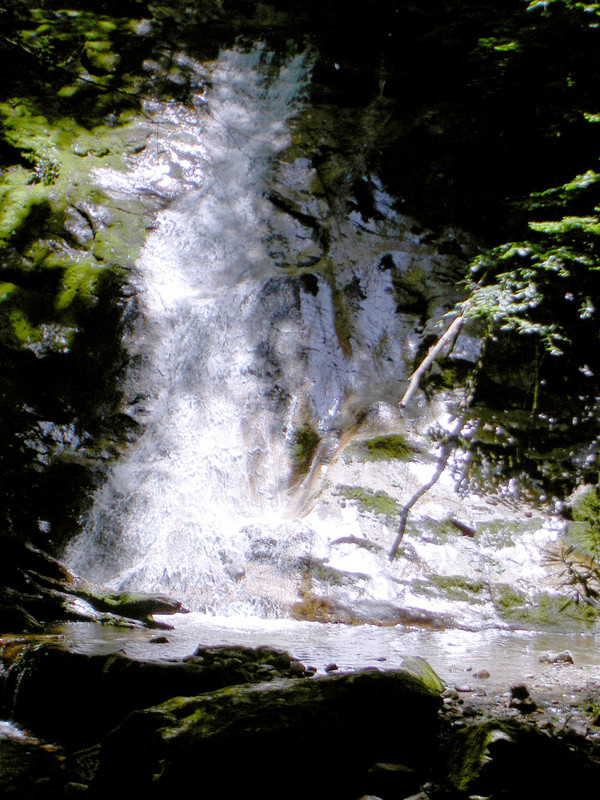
50 616 600 694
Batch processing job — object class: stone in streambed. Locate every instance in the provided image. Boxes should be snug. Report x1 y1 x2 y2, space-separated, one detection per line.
509 684 538 715
90 670 443 800
539 650 574 665
400 656 445 694
76 590 188 626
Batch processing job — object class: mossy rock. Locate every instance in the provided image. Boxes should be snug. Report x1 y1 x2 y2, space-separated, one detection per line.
343 433 416 463
2 643 309 746
568 484 600 556
400 655 445 694
334 484 399 521
446 721 598 797
77 590 186 623
92 670 443 798
426 575 487 605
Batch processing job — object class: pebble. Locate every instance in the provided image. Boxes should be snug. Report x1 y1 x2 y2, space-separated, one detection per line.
510 685 531 701
509 684 538 714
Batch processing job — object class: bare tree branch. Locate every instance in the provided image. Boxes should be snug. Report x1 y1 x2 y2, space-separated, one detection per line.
399 307 469 408
388 443 451 562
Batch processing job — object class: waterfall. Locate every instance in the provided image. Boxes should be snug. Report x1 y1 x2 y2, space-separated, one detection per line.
67 47 320 612
66 43 416 614
66 44 562 626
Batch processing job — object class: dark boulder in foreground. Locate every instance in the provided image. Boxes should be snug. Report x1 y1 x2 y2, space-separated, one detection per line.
90 669 443 800
0 737 64 800
0 642 310 746
447 720 600 800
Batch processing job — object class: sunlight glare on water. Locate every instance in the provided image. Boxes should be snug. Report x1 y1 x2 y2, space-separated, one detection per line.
54 616 600 692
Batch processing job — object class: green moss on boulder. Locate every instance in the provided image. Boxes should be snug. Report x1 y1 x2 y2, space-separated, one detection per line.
92 669 442 798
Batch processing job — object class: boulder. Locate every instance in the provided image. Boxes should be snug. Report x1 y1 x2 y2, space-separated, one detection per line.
0 738 64 799
0 642 310 745
90 669 443 800
400 656 445 694
0 531 187 632
539 650 574 665
446 720 596 798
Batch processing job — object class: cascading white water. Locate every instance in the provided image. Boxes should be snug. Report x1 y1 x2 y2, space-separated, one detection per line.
67 47 321 611
66 44 567 626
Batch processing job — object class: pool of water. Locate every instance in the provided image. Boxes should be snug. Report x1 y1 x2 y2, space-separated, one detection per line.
51 613 600 691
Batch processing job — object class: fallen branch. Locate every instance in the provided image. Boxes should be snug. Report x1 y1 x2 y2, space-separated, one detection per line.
388 442 451 562
399 308 469 408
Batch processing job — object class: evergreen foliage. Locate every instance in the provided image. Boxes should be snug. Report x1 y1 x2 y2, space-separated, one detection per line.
441 0 600 499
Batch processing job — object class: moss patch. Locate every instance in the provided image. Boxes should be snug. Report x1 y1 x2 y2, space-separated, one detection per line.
343 433 415 463
568 485 600 557
447 724 510 793
428 575 487 604
492 584 599 629
334 484 399 521
290 424 320 478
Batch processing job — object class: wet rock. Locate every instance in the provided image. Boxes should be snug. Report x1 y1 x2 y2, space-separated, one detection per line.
0 738 65 799
75 590 188 627
63 206 95 249
446 720 597 798
510 684 531 701
461 705 482 718
184 645 307 678
566 717 589 737
0 532 186 633
0 533 81 632
473 669 490 679
291 593 452 628
64 782 89 795
442 688 459 700
362 762 422 799
0 643 311 746
539 650 574 665
0 605 44 634
90 670 443 799
400 656 445 694
509 684 538 714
